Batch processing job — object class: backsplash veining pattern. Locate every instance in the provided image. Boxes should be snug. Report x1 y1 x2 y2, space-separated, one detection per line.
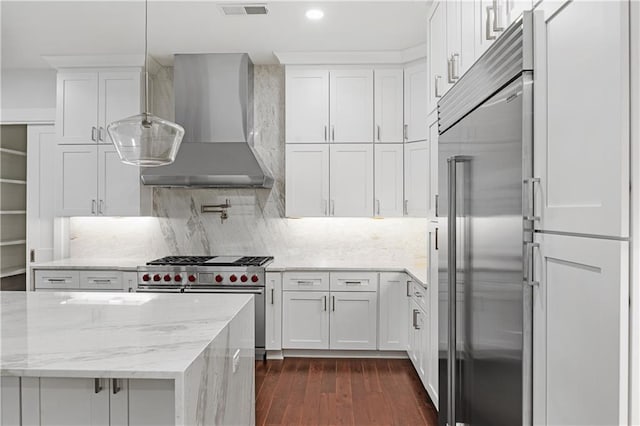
69 65 428 269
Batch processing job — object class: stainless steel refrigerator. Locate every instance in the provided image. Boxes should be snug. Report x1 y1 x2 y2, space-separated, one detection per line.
437 13 534 426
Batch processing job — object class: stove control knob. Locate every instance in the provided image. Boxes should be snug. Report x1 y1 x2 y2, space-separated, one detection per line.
174 274 182 282
153 274 161 282
215 275 224 283
251 275 259 283
142 274 151 282
229 274 238 283
240 275 248 283
188 275 197 283
163 274 171 282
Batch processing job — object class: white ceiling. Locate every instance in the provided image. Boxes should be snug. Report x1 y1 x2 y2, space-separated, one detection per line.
1 1 429 69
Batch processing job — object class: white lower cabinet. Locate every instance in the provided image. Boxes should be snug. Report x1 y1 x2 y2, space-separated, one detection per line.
22 377 174 426
34 269 126 291
282 291 330 349
282 271 379 350
378 272 410 350
533 233 629 425
329 292 377 350
265 272 282 350
0 377 20 426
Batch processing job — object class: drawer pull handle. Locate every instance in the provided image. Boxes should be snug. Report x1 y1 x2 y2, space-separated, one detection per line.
112 379 121 394
406 280 412 297
94 378 102 394
92 279 112 284
297 280 315 285
415 292 423 298
47 278 67 282
345 281 362 285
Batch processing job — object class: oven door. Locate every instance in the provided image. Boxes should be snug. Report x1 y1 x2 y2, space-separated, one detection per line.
183 286 266 353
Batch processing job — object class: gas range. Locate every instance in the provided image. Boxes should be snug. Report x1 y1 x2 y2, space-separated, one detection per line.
137 255 274 290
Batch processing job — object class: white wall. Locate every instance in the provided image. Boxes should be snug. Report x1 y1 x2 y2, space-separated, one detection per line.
1 69 56 109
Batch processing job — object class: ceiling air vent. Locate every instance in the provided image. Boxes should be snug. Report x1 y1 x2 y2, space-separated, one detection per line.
220 4 269 15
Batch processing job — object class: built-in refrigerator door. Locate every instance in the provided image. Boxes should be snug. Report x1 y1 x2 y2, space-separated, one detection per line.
438 74 533 426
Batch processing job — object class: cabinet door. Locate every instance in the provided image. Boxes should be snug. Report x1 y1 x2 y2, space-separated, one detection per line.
374 69 404 143
282 291 329 349
55 145 98 216
427 2 447 115
35 269 80 290
428 117 439 218
427 221 439 406
265 272 282 351
404 61 429 142
532 233 629 425
533 0 629 238
97 144 142 216
80 270 123 291
285 144 329 217
374 144 404 217
475 0 500 58
329 291 377 350
378 272 410 351
447 0 476 80
56 72 98 144
409 299 422 369
329 144 373 217
97 71 141 143
404 140 430 217
1 377 20 426
40 378 109 426
418 306 429 385
285 68 329 143
329 69 374 143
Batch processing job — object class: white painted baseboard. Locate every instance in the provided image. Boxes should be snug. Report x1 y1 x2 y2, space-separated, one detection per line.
282 349 408 359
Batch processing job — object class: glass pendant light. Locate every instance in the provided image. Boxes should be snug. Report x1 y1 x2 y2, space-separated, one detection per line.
107 0 184 167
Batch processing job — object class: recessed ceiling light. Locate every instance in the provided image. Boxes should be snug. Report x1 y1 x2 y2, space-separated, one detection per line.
306 9 324 20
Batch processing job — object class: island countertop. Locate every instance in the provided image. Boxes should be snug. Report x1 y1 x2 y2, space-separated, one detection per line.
0 291 253 379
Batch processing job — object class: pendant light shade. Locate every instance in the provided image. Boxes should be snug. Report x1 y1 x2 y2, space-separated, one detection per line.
107 0 184 167
107 113 184 166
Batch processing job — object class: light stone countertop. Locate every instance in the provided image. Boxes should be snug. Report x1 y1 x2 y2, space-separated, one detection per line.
30 258 147 271
0 291 252 379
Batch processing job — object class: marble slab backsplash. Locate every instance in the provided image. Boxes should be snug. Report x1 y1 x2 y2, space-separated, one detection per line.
68 65 428 270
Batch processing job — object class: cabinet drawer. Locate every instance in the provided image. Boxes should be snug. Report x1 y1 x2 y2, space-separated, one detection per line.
34 270 80 290
80 270 123 291
330 272 378 292
411 280 428 312
283 272 330 291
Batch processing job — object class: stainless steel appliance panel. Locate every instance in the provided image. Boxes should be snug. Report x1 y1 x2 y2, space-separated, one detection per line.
438 75 532 426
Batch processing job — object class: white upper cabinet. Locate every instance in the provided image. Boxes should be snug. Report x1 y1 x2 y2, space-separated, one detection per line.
374 144 404 217
285 144 330 217
404 140 430 217
446 0 477 82
56 72 99 144
97 71 141 143
427 2 448 114
285 68 330 143
55 145 98 216
57 70 141 144
404 61 428 142
374 69 404 143
330 69 374 143
533 0 629 238
329 144 374 217
533 233 628 426
97 145 147 216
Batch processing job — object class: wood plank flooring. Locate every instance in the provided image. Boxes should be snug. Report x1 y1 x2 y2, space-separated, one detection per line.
255 358 438 426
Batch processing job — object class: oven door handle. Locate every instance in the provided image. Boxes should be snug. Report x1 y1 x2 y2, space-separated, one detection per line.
182 287 264 294
136 287 182 293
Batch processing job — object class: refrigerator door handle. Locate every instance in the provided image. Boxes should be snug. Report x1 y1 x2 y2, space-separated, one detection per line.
446 155 470 426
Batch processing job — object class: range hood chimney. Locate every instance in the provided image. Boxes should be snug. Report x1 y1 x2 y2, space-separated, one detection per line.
141 53 274 188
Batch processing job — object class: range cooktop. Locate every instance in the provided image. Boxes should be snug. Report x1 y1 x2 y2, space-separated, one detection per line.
146 256 273 267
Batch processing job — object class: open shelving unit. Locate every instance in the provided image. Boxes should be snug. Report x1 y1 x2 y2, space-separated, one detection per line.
1 125 27 290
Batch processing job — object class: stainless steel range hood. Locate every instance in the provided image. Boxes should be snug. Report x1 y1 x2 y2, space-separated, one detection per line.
141 53 274 188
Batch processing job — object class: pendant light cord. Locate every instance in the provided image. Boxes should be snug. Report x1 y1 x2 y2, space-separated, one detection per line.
143 0 150 116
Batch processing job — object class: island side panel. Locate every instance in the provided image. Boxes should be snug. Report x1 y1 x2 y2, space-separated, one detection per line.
179 298 255 426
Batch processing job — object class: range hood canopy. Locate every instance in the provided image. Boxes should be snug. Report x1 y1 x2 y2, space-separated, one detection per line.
141 53 274 188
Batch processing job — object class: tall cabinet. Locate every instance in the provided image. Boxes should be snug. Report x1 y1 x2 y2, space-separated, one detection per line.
55 68 150 217
532 2 630 425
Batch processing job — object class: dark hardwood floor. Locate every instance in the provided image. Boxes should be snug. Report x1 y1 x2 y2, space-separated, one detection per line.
255 358 438 426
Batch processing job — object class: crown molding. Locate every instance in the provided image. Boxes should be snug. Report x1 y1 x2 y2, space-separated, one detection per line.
274 44 426 65
41 54 146 70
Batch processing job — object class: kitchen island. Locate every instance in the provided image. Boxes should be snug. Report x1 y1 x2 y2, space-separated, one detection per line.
0 291 255 426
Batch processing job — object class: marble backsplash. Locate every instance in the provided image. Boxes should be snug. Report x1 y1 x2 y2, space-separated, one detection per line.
68 65 428 270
